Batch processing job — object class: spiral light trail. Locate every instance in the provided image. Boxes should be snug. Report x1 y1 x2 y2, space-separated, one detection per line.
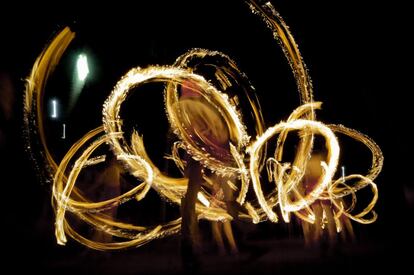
24 0 383 250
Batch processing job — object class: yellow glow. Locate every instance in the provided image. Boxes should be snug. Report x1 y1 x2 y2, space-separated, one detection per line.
24 0 383 250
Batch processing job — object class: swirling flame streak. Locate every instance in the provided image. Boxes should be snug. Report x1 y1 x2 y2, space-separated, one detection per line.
24 0 383 250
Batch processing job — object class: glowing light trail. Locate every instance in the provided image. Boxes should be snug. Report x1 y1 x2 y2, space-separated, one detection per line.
23 0 383 250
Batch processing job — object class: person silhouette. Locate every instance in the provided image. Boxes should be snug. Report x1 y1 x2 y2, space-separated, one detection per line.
176 80 239 271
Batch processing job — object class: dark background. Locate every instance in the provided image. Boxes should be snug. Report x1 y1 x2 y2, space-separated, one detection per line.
1 1 410 274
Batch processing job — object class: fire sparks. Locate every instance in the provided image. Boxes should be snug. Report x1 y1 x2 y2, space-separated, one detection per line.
24 0 383 250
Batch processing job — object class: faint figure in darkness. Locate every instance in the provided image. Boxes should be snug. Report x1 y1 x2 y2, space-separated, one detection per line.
300 153 354 251
209 173 239 255
84 152 122 244
177 80 239 271
0 71 17 214
0 72 14 150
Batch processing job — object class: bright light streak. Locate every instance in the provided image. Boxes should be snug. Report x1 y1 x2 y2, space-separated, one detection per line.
76 54 89 81
51 99 58 118
23 0 383 251
198 192 210 207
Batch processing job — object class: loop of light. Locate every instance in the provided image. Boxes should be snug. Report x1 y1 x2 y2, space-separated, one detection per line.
24 0 383 250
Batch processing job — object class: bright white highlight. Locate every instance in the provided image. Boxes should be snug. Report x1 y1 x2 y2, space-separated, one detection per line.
76 54 89 81
51 99 57 118
198 192 211 207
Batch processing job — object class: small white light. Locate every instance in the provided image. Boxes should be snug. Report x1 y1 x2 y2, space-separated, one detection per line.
76 54 89 81
51 99 58 118
62 124 66 139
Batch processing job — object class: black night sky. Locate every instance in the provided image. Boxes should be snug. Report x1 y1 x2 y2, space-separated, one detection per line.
0 1 410 274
